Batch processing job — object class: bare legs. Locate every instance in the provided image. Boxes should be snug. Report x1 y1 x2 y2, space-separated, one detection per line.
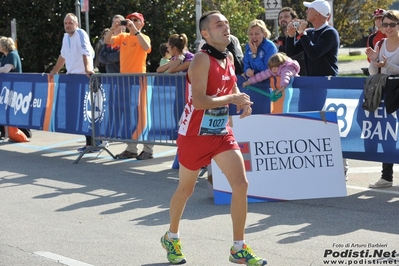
214 149 248 241
169 166 200 233
168 149 248 241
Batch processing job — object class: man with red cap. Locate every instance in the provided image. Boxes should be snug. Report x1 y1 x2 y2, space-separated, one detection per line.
104 12 150 74
366 8 387 62
104 12 154 160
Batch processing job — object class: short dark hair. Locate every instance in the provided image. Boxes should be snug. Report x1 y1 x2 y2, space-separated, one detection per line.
159 43 168 57
199 10 221 32
278 7 298 20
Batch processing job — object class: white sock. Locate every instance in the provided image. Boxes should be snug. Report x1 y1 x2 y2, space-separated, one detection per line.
168 231 179 239
233 240 245 251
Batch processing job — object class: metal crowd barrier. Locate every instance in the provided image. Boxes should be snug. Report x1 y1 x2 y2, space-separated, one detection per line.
74 73 187 163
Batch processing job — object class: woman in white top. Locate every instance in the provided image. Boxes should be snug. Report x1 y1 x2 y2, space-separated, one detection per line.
366 10 399 76
365 9 399 189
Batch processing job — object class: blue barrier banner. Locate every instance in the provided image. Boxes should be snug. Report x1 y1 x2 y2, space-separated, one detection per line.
0 73 93 134
1 73 398 163
235 75 398 163
0 73 50 129
0 73 186 140
94 75 184 141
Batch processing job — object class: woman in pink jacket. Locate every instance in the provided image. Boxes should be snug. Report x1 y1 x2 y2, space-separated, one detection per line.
243 52 300 92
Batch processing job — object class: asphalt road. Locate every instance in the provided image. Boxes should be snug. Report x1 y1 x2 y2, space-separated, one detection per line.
0 131 398 266
338 47 368 75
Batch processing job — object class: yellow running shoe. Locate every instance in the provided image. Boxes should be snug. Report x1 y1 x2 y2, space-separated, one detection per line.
229 244 267 265
161 232 186 264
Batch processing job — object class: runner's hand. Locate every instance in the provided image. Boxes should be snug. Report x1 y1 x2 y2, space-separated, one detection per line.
231 93 253 106
237 105 252 118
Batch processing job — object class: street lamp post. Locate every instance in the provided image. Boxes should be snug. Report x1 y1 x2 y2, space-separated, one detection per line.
75 0 81 26
195 0 202 51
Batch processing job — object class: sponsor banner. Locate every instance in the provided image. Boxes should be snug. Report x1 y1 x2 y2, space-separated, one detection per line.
0 74 185 138
235 76 399 163
0 73 92 133
0 73 398 163
211 112 347 204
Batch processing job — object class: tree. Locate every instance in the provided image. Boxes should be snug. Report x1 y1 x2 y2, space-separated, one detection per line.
0 0 76 72
1 0 392 73
280 0 394 46
201 0 265 50
332 0 394 45
0 0 265 72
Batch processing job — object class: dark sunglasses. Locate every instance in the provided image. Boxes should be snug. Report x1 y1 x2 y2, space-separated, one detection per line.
382 22 399 28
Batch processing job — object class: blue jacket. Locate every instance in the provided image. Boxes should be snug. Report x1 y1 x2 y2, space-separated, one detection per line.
243 38 277 75
285 24 339 76
99 44 120 73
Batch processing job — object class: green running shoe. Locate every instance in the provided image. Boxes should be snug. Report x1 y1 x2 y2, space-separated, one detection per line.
161 232 186 264
229 244 267 265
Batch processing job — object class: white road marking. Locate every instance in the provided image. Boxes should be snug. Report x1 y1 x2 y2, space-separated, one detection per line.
34 252 94 266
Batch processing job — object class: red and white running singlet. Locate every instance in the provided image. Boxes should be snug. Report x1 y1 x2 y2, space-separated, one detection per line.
178 52 237 136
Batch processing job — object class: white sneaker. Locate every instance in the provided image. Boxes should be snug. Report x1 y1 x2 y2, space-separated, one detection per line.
369 178 393 188
98 141 109 148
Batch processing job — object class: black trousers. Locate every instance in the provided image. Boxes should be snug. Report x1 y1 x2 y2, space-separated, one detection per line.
381 163 394 182
86 135 102 146
86 135 93 146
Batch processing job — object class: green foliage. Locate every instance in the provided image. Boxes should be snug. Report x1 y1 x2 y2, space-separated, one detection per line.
333 0 394 45
0 0 266 73
0 1 76 72
0 0 393 72
202 0 265 50
338 53 367 62
280 0 394 46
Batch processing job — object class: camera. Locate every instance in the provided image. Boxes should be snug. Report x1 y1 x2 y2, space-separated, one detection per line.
293 22 300 28
120 20 127 26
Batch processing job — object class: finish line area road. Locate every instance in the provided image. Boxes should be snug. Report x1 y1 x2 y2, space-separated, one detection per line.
0 131 398 266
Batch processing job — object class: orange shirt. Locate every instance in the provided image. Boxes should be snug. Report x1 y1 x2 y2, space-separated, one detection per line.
111 32 151 73
371 31 386 49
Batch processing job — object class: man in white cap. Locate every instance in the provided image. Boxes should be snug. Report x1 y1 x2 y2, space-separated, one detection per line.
285 0 339 76
284 1 348 178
